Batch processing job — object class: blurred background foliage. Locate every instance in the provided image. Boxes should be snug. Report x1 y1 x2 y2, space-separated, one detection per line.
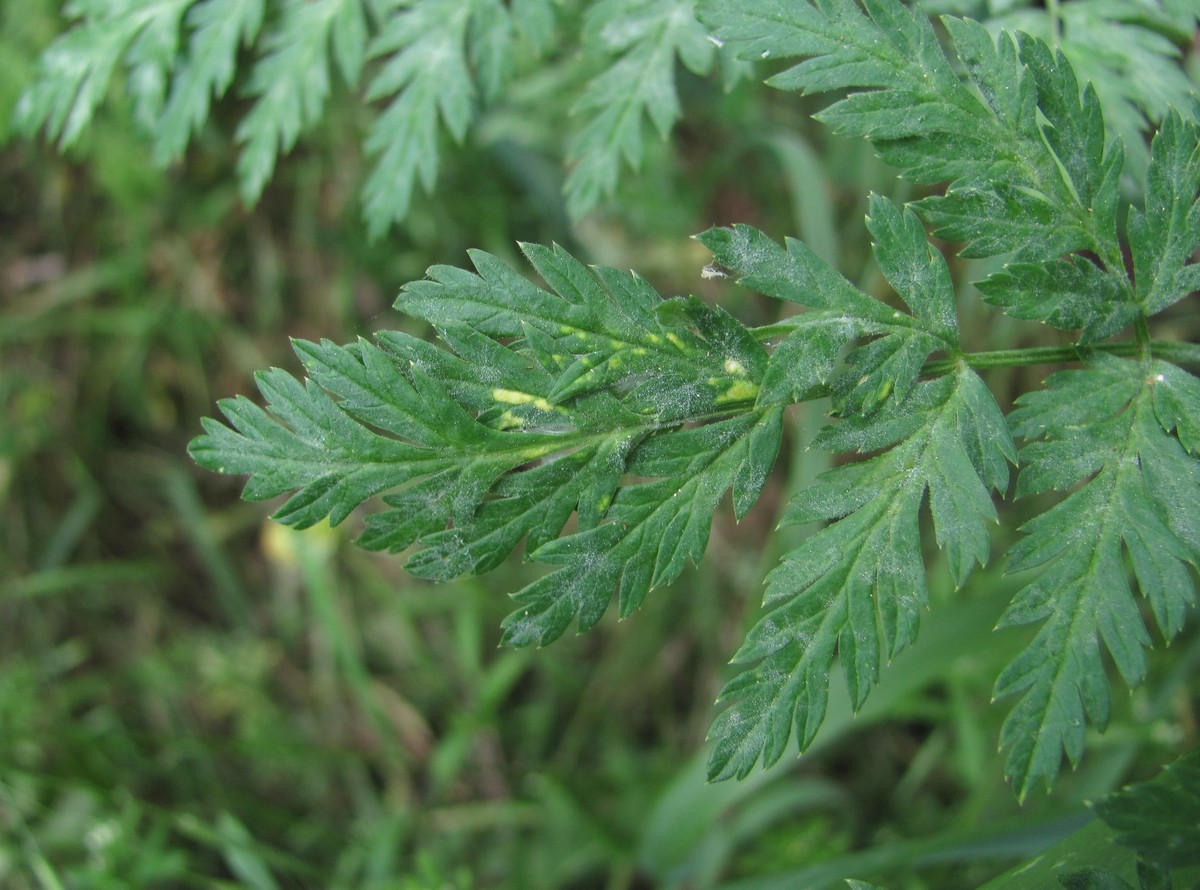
1 0 1198 887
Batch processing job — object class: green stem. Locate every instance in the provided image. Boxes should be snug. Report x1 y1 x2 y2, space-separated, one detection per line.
751 322 1200 371
922 339 1200 375
751 321 804 341
1133 314 1153 357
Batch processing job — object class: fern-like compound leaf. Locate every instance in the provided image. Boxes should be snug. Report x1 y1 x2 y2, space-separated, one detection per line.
708 368 1013 781
565 0 715 217
699 196 960 416
997 354 1200 800
172 0 1199 801
361 0 498 239
699 209 1014 780
703 0 1199 793
14 0 193 148
700 0 1126 278
153 0 267 164
978 111 1200 343
191 243 783 648
235 0 368 208
989 0 1200 183
396 241 766 419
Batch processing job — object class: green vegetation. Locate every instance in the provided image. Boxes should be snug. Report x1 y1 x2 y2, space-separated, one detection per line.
3 0 1198 887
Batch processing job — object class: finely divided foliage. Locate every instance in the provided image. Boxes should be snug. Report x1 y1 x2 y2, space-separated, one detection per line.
15 0 197 147
564 0 718 217
13 1 479 232
986 0 1200 184
31 0 1193 799
193 243 784 645
695 0 1200 797
997 354 1200 796
698 204 1018 781
15 0 712 234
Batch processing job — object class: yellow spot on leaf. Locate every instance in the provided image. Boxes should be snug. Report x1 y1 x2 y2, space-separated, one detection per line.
497 410 525 430
714 379 759 403
492 388 555 411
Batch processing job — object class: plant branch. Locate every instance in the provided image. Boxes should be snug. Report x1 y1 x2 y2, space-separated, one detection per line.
921 340 1200 375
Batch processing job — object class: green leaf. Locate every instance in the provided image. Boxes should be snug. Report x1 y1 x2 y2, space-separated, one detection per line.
700 200 960 417
511 0 556 53
989 0 1200 183
1094 748 1200 871
362 0 511 238
564 0 715 217
468 0 515 100
700 0 1128 292
976 258 1135 345
153 0 266 164
996 355 1200 800
502 406 783 646
914 31 1122 265
190 356 450 530
695 223 880 316
1129 112 1200 318
707 368 1013 781
14 0 193 148
235 0 368 208
192 243 784 647
396 242 766 420
865 193 957 340
1150 362 1200 456
756 313 881 406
